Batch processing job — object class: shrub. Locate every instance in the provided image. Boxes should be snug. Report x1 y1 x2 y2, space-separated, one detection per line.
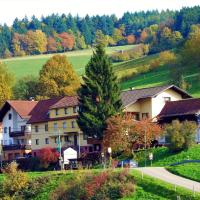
50 170 135 200
165 120 197 152
2 162 28 199
17 157 40 171
159 51 176 64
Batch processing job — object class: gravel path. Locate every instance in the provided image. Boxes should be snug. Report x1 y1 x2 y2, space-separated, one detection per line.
135 167 200 192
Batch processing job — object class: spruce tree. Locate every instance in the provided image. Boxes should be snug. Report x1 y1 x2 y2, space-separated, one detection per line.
77 45 122 139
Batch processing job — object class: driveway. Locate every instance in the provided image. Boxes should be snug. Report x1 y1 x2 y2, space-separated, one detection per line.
135 167 200 192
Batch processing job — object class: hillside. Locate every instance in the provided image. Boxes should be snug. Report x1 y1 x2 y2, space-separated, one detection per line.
1 45 134 79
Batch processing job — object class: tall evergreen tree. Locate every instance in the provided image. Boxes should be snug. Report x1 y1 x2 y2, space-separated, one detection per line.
77 45 122 139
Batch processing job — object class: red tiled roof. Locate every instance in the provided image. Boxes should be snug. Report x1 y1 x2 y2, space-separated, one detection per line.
50 96 78 109
121 85 192 107
159 98 200 117
0 100 38 121
28 96 79 124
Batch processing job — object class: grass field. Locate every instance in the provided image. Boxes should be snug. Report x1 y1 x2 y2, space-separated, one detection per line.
136 145 200 167
1 45 134 79
0 169 198 199
167 163 200 182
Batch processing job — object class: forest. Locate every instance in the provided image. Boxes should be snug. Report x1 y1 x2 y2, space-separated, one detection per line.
1 6 200 58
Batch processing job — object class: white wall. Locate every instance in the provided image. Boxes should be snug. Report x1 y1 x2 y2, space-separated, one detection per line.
2 108 29 145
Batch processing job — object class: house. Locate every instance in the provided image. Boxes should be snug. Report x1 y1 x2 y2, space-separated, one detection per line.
158 98 200 143
121 85 192 120
28 96 90 157
0 100 38 160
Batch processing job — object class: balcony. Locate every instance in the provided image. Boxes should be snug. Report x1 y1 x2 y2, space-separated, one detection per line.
3 144 31 151
9 125 31 137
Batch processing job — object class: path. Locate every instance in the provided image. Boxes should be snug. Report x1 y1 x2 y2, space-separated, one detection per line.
135 167 200 192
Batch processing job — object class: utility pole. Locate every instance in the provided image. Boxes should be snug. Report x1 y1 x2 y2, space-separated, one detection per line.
58 129 63 170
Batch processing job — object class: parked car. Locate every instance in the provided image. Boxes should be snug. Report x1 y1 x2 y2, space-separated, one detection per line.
117 159 138 168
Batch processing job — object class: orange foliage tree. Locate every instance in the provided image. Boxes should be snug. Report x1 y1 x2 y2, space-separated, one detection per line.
126 34 136 44
59 32 75 51
38 148 59 168
103 114 162 154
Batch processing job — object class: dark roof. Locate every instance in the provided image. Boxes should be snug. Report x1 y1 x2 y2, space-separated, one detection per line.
50 96 78 109
0 100 38 121
28 96 79 124
121 85 192 107
159 98 200 118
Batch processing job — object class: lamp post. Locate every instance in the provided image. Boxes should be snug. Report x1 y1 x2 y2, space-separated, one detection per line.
108 147 112 168
101 152 105 169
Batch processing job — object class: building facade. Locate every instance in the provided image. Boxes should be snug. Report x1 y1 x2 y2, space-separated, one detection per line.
28 96 90 157
0 101 38 160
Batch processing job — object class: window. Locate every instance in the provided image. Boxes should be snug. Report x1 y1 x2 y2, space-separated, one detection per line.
9 127 11 133
64 107 68 114
8 113 12 120
164 97 171 102
35 126 38 132
64 136 69 142
134 113 140 121
54 123 58 131
71 121 75 128
4 127 7 133
21 126 26 132
35 139 39 145
83 133 87 140
142 113 149 119
45 138 49 144
63 122 67 129
45 124 48 132
55 109 59 116
73 106 78 113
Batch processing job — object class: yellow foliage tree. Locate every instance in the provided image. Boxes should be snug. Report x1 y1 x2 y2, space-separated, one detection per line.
38 55 80 98
0 62 14 108
159 51 176 64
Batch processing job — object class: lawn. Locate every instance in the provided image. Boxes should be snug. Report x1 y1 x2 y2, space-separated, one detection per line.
136 145 200 167
167 163 200 182
1 45 135 79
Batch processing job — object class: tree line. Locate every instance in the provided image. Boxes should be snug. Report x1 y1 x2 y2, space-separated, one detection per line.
1 6 200 58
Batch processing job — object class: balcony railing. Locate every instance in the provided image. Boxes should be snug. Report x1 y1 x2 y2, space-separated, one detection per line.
9 126 31 137
3 144 31 151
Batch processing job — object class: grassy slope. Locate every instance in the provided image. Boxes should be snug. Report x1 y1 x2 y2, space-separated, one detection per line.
167 163 200 182
120 56 200 97
136 145 200 167
1 45 134 79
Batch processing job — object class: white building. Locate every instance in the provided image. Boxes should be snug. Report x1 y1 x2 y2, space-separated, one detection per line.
0 100 37 160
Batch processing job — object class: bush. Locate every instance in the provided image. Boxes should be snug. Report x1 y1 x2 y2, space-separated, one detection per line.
17 157 41 171
50 170 135 200
165 120 197 152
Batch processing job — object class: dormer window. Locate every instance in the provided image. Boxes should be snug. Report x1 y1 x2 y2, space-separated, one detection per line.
55 109 59 116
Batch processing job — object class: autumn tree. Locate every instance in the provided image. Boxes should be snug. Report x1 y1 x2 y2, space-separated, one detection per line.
47 37 57 53
103 115 162 154
24 30 47 54
95 30 109 47
59 32 75 51
159 51 176 65
0 62 14 107
78 45 122 139
140 30 148 43
38 148 59 168
126 34 136 44
38 55 80 98
75 31 87 49
112 28 124 45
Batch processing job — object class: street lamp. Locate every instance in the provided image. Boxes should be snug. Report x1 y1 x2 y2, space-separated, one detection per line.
101 152 105 169
108 147 112 168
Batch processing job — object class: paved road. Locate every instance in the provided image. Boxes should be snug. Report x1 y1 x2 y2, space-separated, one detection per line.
135 167 200 192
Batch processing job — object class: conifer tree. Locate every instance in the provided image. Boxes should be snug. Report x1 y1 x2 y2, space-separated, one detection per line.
77 45 122 139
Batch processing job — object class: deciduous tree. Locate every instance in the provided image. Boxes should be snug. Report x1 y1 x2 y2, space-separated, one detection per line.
38 55 80 98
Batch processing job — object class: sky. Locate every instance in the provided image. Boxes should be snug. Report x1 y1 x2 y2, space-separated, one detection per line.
0 0 200 25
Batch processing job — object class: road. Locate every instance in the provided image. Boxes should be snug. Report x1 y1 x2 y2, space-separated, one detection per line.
135 167 200 192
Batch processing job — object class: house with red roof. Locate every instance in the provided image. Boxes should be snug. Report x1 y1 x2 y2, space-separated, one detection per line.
0 100 38 160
